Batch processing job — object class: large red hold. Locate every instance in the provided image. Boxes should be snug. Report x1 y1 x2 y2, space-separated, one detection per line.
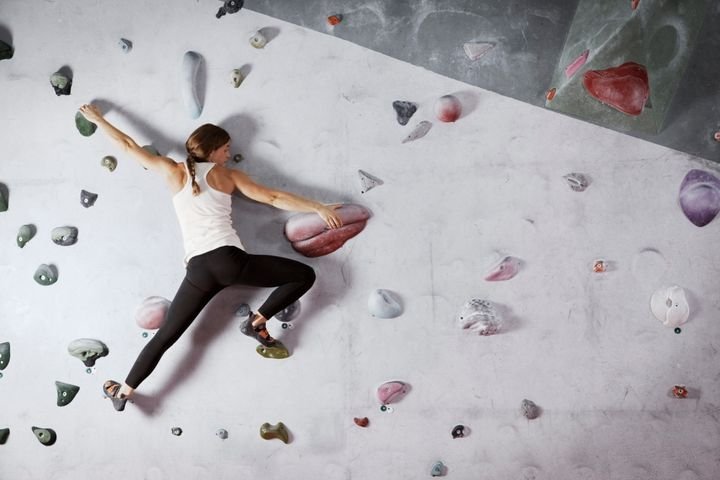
284 204 371 257
582 62 649 116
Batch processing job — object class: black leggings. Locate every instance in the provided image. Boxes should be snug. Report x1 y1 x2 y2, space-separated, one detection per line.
125 246 315 388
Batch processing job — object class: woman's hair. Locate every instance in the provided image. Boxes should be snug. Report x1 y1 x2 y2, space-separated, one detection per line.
185 124 231 196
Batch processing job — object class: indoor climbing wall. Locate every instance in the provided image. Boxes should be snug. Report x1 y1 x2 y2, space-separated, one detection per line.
1 1 720 479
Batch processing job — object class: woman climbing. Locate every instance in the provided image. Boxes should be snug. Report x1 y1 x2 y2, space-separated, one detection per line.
79 104 342 412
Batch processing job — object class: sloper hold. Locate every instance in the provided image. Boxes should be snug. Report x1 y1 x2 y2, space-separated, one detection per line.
377 381 408 405
17 224 36 247
484 256 521 281
75 111 97 137
358 170 383 194
367 289 402 318
650 285 689 328
256 342 290 359
55 381 80 407
678 169 720 227
0 428 8 445
0 342 9 370
392 100 417 125
32 427 57 446
284 204 371 257
250 30 267 49
260 422 289 443
401 120 432 143
67 338 109 367
463 42 494 60
34 264 58 286
135 296 170 329
583 62 649 116
0 40 13 60
51 226 78 246
434 95 462 122
80 189 98 208
181 51 203 119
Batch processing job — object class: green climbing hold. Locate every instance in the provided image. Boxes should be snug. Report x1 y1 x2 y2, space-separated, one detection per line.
31 426 57 446
0 342 9 370
0 40 12 61
0 428 9 444
0 183 8 212
55 381 80 407
75 111 97 137
49 70 72 96
34 264 58 286
260 422 289 443
17 224 36 247
256 341 290 359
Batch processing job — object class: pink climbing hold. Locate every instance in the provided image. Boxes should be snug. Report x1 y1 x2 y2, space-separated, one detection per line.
284 204 370 257
377 381 408 405
135 296 171 329
434 95 462 122
583 62 650 116
565 49 589 78
484 256 521 281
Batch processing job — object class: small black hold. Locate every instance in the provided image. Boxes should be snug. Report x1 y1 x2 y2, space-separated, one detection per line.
674 327 682 334
392 101 417 126
216 0 244 18
171 427 183 436
451 424 465 439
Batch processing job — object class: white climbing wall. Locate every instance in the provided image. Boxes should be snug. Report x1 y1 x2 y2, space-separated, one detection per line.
1 2 719 479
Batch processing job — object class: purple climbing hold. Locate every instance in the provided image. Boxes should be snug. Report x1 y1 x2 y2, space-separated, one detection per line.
377 381 408 405
678 169 720 227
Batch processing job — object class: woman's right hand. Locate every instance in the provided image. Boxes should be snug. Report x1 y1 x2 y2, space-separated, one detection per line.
317 204 343 229
79 104 103 123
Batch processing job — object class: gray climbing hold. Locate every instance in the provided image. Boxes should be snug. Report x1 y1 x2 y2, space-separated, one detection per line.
80 190 98 208
0 342 9 370
401 121 432 144
51 226 78 246
75 111 97 137
34 264 58 286
0 428 8 444
67 338 109 367
118 38 132 53
216 428 229 439
235 303 251 317
563 173 590 192
368 289 402 318
0 40 13 61
17 224 36 247
275 300 300 322
392 101 417 126
232 153 243 163
181 51 203 119
431 461 446 477
49 70 72 96
521 399 540 419
101 156 117 172
358 170 383 194
31 427 57 446
171 427 183 436
55 381 80 407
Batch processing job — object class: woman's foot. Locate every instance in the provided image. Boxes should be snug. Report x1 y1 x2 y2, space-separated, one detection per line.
103 380 128 412
240 313 276 347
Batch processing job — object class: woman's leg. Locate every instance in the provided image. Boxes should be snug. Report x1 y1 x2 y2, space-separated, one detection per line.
123 277 217 390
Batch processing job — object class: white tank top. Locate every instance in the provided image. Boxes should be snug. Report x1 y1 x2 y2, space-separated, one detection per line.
172 162 244 264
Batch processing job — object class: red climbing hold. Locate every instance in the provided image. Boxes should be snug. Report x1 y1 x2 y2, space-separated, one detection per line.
582 62 649 116
327 15 342 26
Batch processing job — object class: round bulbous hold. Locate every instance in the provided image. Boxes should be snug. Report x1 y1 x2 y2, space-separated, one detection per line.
51 226 78 246
17 224 36 248
67 338 109 367
101 156 117 172
34 264 58 286
135 296 171 330
216 428 229 439
250 31 268 49
368 289 402 318
434 95 462 122
650 285 689 328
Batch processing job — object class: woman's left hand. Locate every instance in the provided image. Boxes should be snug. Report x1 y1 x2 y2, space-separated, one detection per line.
317 204 343 229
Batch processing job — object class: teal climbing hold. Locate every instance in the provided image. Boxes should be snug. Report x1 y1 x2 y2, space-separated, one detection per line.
55 381 80 407
17 224 36 247
34 264 58 286
75 111 97 137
